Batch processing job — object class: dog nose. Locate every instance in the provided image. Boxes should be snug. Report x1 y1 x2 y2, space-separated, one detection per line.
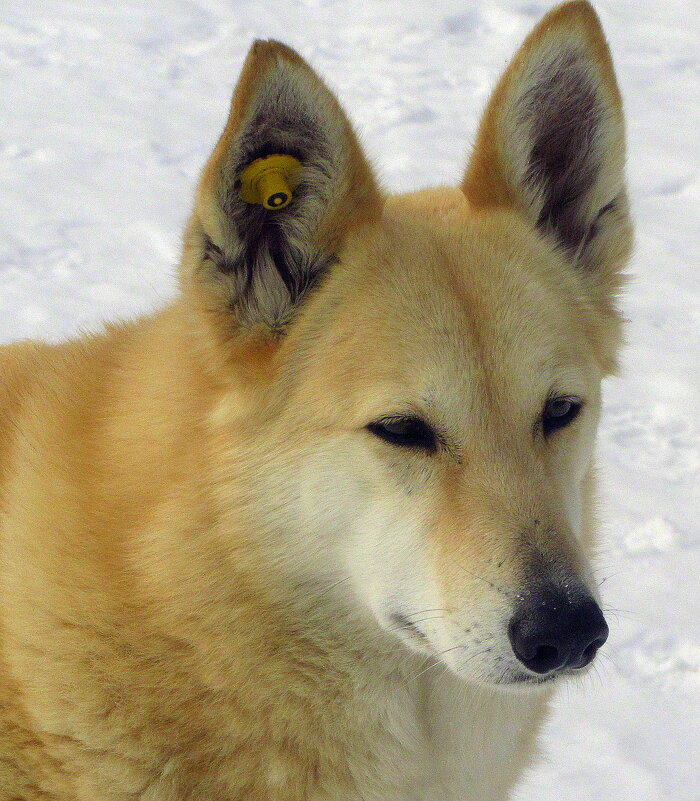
508 592 609 674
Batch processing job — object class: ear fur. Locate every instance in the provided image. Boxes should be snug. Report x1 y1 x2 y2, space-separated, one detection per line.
463 1 632 290
184 40 382 333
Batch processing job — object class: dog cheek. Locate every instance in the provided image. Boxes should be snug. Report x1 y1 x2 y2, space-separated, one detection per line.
346 497 441 629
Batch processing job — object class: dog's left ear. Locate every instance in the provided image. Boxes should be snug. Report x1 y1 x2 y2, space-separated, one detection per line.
183 40 382 334
462 1 631 289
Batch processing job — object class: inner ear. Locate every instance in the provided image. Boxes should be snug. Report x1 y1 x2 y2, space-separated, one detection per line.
462 2 631 277
187 40 382 333
518 45 607 255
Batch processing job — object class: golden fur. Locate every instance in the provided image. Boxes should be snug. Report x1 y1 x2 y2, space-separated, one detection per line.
0 2 631 799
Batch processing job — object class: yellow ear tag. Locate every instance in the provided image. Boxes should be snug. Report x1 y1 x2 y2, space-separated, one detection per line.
239 154 302 210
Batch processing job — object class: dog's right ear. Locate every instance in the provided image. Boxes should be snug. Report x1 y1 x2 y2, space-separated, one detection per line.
182 40 382 334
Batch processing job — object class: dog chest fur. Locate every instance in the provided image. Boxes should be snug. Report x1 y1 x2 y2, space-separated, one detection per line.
0 315 545 801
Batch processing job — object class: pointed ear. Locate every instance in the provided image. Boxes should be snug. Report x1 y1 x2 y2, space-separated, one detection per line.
462 1 632 285
183 40 382 333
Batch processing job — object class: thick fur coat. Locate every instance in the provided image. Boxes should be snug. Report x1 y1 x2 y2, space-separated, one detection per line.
0 3 631 799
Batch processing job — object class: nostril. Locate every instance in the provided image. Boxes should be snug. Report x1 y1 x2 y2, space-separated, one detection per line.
570 629 609 670
580 642 598 666
528 643 562 674
508 619 567 674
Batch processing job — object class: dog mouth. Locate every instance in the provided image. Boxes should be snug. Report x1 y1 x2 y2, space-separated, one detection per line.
388 619 562 688
494 657 600 688
386 603 605 689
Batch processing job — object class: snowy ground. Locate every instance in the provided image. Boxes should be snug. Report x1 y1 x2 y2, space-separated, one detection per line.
1 1 698 798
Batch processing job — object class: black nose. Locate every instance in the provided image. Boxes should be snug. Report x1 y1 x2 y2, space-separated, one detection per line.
508 592 609 674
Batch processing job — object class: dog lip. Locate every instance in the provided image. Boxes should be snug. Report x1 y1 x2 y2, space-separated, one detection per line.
388 612 431 646
505 669 559 686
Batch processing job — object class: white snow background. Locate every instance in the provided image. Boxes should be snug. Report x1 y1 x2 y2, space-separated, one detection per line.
0 1 698 798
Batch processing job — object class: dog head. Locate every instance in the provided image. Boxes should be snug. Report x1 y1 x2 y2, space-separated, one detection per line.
182 1 631 688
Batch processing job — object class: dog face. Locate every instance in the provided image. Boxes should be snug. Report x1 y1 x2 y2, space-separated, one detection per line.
184 1 631 688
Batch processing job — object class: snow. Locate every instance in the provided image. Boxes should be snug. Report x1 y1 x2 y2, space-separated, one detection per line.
1 1 698 798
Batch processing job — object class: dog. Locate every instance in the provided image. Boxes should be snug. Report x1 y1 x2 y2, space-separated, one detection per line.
0 1 632 798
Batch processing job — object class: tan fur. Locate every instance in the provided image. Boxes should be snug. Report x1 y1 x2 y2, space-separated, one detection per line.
0 3 631 799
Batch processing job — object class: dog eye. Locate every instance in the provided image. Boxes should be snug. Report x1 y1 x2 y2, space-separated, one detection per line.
367 416 437 452
542 397 582 436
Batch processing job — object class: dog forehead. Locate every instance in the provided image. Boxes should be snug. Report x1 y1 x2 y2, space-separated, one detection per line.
363 191 586 368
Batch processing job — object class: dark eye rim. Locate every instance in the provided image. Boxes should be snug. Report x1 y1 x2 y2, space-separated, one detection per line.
366 415 438 452
541 395 584 437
